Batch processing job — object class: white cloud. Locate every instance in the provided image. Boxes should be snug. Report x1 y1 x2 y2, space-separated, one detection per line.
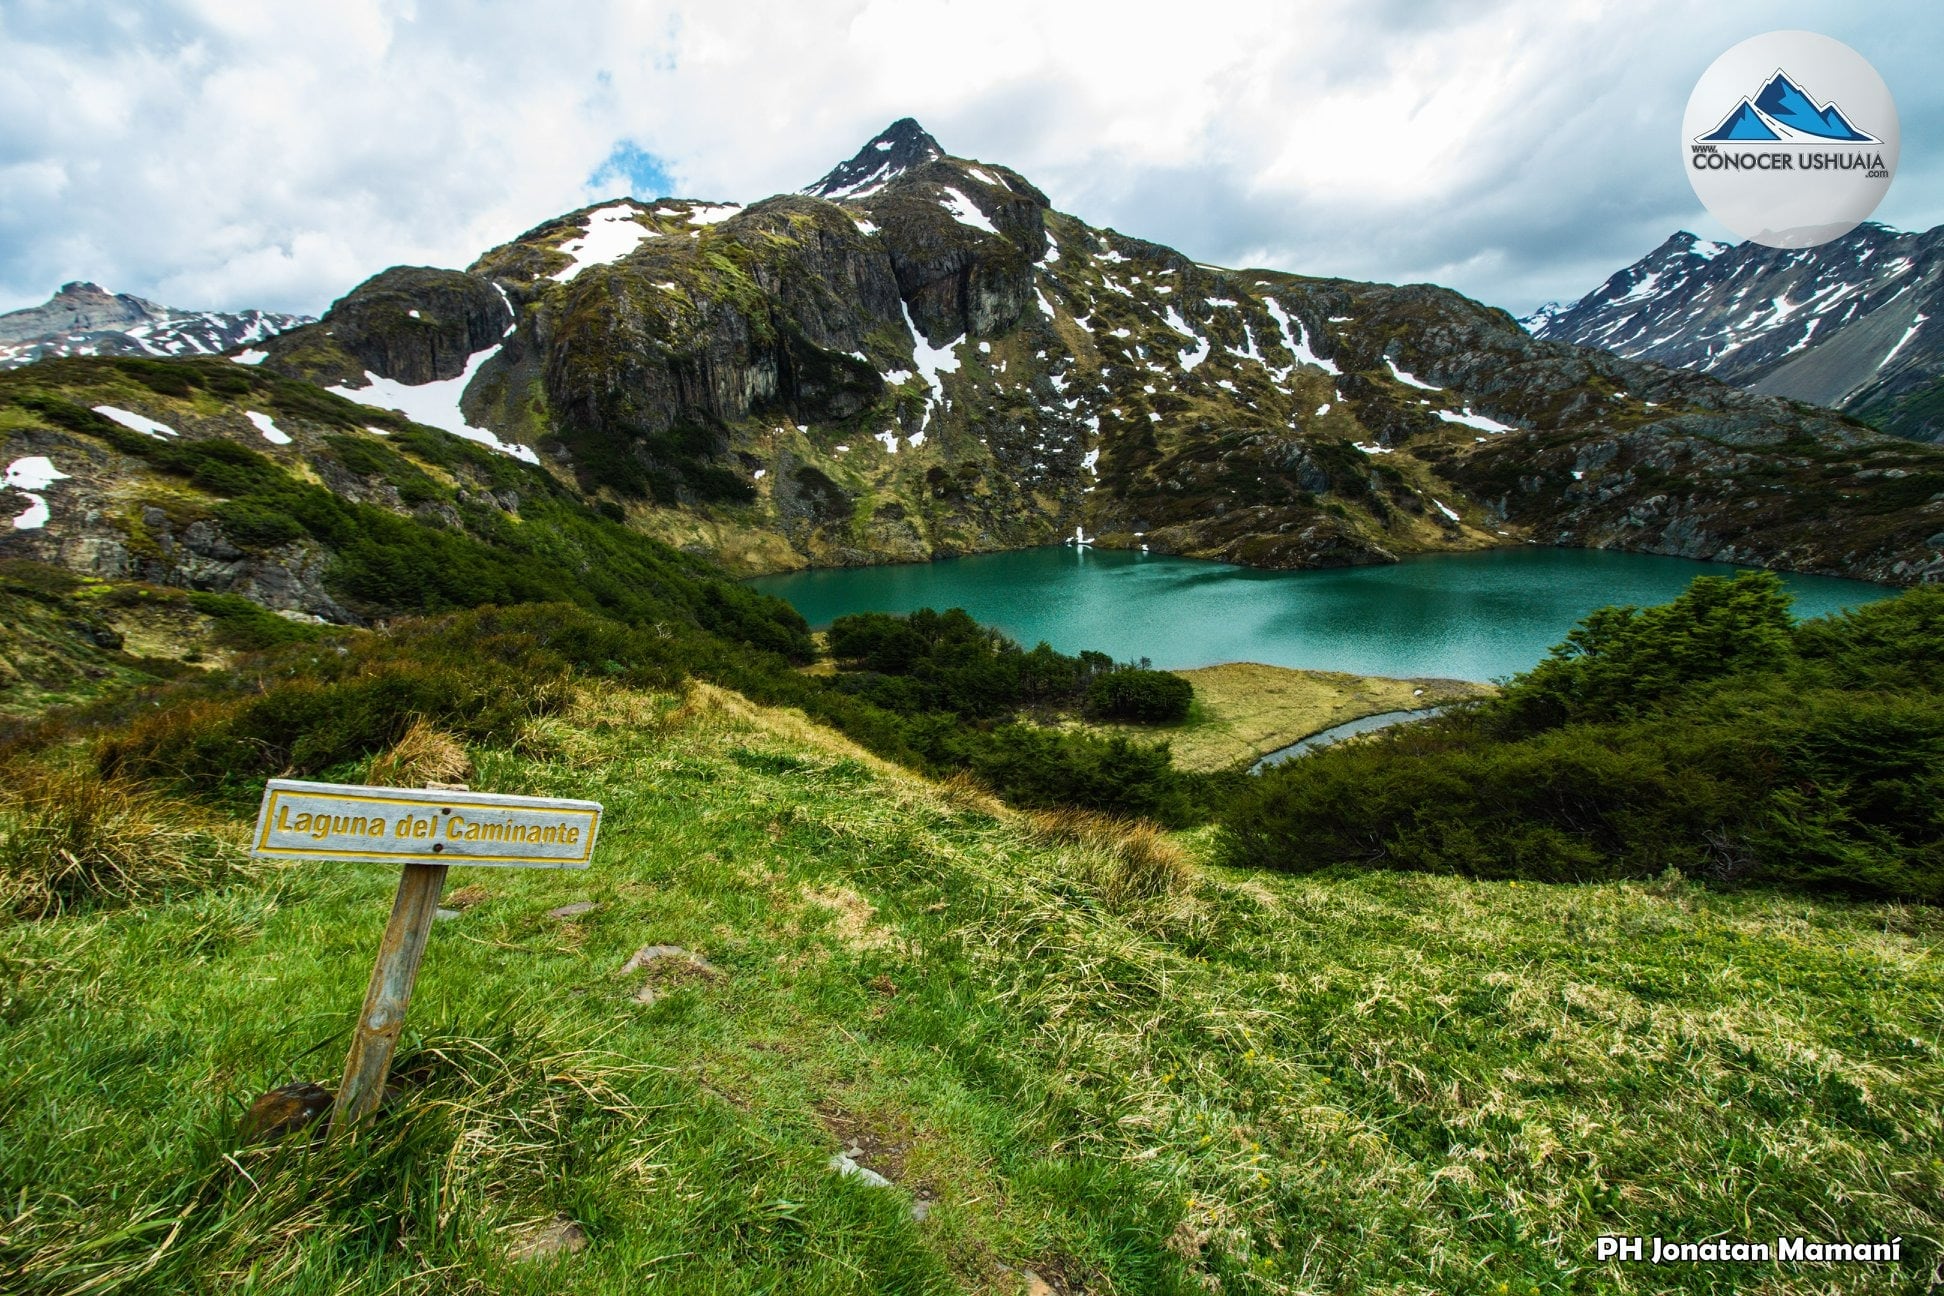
1 0 1937 319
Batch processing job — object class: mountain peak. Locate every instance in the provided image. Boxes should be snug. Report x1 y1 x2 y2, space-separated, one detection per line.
803 118 944 200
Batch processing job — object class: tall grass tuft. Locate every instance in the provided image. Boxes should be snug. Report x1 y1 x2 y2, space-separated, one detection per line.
0 765 249 918
363 718 474 788
1027 806 1195 904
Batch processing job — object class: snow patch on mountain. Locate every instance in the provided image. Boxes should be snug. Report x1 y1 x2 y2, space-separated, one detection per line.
6 455 70 530
1264 299 1339 376
245 411 292 445
938 188 998 235
327 345 539 463
1436 407 1515 434
551 205 654 283
901 302 963 419
92 405 177 439
1386 358 1441 390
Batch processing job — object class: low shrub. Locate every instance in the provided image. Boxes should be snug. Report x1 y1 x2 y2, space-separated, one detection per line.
184 592 321 651
1027 806 1195 903
364 718 475 788
1084 668 1193 723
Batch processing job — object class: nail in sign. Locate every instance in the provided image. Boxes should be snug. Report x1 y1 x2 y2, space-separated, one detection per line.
252 779 602 869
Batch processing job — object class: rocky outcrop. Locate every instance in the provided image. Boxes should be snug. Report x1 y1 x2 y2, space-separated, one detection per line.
803 117 945 200
264 267 512 387
0 282 170 343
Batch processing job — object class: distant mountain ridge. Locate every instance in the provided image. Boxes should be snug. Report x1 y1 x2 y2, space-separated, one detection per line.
0 281 310 369
1524 223 1944 441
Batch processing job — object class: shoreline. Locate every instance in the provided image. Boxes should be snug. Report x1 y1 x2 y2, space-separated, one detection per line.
1075 661 1495 772
734 538 1906 592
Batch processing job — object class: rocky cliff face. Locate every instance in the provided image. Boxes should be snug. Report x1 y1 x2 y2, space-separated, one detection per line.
1525 224 1944 443
0 281 310 368
265 268 514 387
10 122 1944 602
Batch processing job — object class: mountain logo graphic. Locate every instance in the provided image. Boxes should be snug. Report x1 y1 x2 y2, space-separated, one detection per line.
1683 31 1898 248
1695 69 1880 144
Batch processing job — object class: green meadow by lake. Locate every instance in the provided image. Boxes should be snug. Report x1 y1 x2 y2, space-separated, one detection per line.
750 546 1893 681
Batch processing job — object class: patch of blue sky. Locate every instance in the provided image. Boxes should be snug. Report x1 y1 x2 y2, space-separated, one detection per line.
588 141 673 200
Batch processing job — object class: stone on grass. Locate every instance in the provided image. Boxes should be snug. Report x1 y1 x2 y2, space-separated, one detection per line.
508 1213 588 1262
619 944 716 975
622 944 719 1005
548 901 597 919
828 1147 893 1189
241 1082 332 1142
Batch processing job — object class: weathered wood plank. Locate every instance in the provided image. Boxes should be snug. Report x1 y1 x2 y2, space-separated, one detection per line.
332 859 448 1131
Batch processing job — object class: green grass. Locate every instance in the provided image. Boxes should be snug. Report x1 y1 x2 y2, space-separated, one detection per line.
1077 663 1493 772
3 684 1939 1293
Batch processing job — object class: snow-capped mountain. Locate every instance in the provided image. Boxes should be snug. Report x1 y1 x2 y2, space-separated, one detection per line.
0 281 311 369
802 118 945 200
1524 224 1944 440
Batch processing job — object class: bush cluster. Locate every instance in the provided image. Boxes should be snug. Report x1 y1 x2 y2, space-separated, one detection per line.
1083 668 1192 723
0 765 248 917
816 609 1209 820
827 608 1116 718
92 603 705 804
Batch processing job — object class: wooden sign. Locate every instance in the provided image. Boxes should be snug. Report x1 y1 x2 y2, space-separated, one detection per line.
251 779 602 869
247 779 605 1133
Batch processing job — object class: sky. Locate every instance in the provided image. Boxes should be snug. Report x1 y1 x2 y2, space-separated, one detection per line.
2 0 1938 320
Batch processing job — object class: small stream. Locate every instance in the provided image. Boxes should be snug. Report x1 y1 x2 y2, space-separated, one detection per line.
1250 706 1449 773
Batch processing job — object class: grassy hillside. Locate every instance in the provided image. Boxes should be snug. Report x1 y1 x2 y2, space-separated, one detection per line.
0 559 323 719
0 355 817 653
3 675 1940 1293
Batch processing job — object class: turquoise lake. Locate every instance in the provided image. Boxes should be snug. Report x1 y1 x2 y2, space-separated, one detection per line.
748 546 1893 682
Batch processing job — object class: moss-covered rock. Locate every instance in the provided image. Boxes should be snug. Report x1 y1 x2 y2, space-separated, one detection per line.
262 267 511 387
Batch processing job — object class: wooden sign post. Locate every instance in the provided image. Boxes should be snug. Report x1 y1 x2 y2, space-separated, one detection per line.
251 778 603 1131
